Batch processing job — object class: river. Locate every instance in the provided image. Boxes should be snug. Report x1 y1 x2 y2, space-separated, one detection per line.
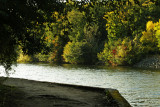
0 63 160 107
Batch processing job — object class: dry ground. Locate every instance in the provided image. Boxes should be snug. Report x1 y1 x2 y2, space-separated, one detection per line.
0 77 119 107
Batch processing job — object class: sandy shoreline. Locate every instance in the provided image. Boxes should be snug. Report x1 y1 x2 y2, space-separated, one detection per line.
0 77 131 107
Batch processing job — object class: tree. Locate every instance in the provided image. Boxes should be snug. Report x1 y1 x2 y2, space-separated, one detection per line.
0 0 64 70
98 0 160 66
63 1 108 64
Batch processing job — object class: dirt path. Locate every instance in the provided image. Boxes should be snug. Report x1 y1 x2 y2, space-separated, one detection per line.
1 77 119 107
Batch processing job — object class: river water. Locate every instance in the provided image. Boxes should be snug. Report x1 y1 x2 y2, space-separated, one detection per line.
0 63 160 107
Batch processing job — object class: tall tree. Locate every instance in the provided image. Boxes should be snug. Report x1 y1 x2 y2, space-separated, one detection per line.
0 0 64 70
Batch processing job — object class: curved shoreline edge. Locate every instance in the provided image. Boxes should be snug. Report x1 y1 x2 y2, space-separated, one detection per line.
1 77 131 107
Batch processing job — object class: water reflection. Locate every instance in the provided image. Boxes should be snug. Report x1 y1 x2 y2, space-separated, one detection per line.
0 63 160 107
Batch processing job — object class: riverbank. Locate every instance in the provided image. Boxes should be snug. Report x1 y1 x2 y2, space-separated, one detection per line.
0 77 131 107
134 55 160 69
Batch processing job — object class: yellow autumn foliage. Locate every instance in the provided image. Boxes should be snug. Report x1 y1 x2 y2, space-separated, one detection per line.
140 20 157 44
146 21 154 31
156 30 160 37
154 19 160 31
140 31 154 43
17 54 32 62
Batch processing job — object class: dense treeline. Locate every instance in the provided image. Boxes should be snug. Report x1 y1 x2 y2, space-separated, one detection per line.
98 0 160 66
1 0 160 70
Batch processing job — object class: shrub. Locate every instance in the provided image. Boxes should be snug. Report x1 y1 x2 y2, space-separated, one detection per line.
154 19 160 49
17 53 32 63
63 41 93 64
140 21 158 54
34 53 49 62
48 36 64 63
98 37 144 66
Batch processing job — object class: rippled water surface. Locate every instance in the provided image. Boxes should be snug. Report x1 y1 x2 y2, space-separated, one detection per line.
0 63 160 107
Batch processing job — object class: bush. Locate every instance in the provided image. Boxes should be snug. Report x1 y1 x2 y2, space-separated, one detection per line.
17 49 49 63
154 19 160 49
17 53 32 63
63 41 95 64
47 36 64 63
98 37 144 66
34 53 49 62
140 21 159 54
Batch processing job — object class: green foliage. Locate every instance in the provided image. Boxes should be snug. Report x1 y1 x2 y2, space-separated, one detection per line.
0 0 64 70
67 9 86 41
98 17 160 66
0 24 18 70
97 43 110 65
22 22 48 55
17 50 49 63
48 36 65 63
63 40 97 64
104 0 145 41
63 42 89 64
140 21 159 53
139 19 160 52
84 23 99 44
98 37 144 66
83 23 99 63
44 10 69 63
61 2 107 65
17 54 33 63
98 0 160 66
2 0 160 69
34 53 49 62
154 19 160 48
